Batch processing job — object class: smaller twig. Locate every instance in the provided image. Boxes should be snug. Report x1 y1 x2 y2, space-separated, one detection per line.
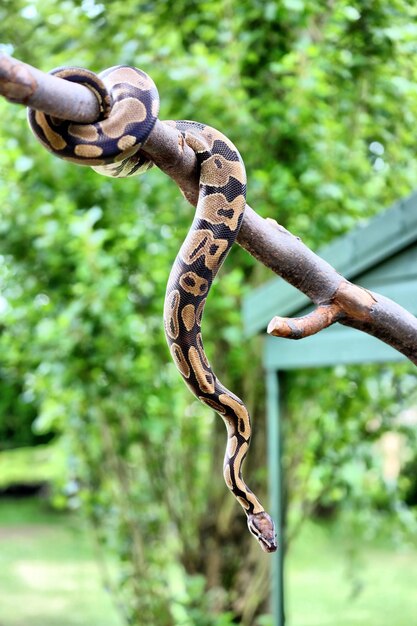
267 281 387 343
268 304 341 339
267 282 378 339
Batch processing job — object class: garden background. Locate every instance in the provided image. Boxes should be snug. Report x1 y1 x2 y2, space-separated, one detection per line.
0 1 417 625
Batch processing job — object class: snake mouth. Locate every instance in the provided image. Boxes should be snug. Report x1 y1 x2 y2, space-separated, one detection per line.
258 536 278 553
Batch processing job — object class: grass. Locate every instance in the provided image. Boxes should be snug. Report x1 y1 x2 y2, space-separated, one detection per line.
286 517 417 626
0 443 66 489
0 497 123 626
0 497 416 626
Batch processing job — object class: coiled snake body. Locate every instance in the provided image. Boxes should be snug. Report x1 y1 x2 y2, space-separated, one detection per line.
28 65 277 553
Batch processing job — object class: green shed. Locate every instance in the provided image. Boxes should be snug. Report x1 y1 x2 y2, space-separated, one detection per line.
242 190 417 625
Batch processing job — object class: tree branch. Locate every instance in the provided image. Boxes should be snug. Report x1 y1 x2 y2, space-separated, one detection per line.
0 53 101 122
1 53 416 365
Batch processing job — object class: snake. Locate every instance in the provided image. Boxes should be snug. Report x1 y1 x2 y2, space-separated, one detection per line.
28 65 277 553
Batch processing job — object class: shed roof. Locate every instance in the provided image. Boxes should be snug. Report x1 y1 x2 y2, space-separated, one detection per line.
243 190 417 338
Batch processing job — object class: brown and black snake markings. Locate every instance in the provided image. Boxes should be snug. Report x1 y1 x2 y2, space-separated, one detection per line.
28 65 277 553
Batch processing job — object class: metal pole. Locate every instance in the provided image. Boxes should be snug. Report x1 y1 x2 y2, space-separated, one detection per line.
266 369 285 626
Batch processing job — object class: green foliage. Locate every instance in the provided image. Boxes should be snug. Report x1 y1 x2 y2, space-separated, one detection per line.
286 363 417 539
1 0 417 624
0 370 45 449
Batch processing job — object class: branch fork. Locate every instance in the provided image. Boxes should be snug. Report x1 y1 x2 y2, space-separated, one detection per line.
268 282 376 339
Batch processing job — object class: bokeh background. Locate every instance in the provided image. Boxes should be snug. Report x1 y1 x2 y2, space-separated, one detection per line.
0 1 417 625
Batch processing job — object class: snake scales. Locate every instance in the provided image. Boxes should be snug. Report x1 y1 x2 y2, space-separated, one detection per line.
28 65 277 553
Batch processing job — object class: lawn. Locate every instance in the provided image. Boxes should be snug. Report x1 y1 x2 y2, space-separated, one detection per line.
0 497 416 626
287 517 417 626
0 497 123 626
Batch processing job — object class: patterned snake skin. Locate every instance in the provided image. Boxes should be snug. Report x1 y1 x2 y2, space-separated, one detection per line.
28 65 277 553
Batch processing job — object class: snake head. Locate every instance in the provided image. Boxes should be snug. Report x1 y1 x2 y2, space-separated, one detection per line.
247 511 277 553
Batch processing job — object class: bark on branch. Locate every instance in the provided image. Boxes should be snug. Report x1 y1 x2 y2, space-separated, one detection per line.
1 53 416 365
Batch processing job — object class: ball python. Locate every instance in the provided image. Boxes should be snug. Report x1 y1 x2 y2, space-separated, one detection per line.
28 65 277 553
